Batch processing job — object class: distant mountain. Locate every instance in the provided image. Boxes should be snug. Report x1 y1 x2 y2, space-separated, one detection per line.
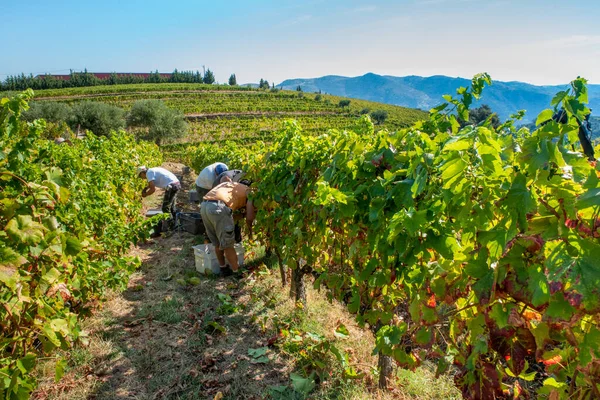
279 73 600 122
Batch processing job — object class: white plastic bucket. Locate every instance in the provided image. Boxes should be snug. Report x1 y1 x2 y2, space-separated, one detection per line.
193 243 244 275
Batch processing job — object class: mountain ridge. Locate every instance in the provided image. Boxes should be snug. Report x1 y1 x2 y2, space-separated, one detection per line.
279 73 600 121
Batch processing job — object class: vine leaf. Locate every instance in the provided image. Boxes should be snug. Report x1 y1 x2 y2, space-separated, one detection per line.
334 323 350 339
290 372 316 395
6 215 46 245
0 247 26 289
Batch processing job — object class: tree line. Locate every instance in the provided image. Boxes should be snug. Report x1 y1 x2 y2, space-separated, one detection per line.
0 68 238 91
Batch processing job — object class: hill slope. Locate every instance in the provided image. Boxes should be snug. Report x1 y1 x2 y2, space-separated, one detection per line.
280 73 600 121
27 83 427 146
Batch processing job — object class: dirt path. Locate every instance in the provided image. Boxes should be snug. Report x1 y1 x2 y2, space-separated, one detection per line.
184 111 341 120
32 164 294 399
32 163 459 400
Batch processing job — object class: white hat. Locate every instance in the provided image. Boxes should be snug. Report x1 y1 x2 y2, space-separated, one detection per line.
136 166 147 176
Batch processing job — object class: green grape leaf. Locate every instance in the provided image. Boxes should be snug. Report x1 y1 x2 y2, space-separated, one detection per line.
545 294 575 321
576 188 600 210
16 354 36 374
414 326 433 346
334 323 350 339
348 289 360 314
411 165 427 198
579 326 600 366
441 157 467 189
64 236 83 256
531 322 550 350
358 259 378 282
248 347 268 358
504 174 534 230
536 109 554 126
42 268 61 285
528 268 549 307
6 215 46 245
55 358 68 383
444 136 472 152
551 91 569 107
290 373 315 395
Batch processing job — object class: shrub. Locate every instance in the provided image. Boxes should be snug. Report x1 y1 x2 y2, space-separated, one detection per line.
370 109 388 125
315 94 322 101
359 107 370 115
338 99 351 108
69 101 125 137
23 101 70 123
127 100 187 145
468 104 500 128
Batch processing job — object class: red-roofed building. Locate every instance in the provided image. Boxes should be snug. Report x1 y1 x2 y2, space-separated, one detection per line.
35 72 173 80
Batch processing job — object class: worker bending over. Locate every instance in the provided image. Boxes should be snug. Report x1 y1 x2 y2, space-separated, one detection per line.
137 166 181 237
196 162 227 199
200 180 255 276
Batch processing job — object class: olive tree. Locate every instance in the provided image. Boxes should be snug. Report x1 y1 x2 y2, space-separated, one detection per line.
370 109 388 125
23 101 71 123
69 101 125 137
127 100 187 145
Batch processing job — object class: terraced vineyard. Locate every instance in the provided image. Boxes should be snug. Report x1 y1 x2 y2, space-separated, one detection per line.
22 83 427 148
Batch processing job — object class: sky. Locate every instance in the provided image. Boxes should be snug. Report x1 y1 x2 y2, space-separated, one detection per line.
2 0 600 85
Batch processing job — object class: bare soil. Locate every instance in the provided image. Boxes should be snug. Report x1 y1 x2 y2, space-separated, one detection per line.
184 112 341 121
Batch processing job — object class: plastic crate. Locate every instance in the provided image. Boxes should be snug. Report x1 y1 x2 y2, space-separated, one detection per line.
178 212 205 235
193 243 244 275
189 190 200 203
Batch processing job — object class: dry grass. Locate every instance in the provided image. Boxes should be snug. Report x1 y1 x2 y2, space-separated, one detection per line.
32 163 460 400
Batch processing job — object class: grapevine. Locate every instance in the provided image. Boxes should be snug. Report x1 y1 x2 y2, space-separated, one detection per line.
204 75 600 398
0 90 160 399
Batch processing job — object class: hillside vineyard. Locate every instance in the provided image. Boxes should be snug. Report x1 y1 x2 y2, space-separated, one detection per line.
2 75 600 399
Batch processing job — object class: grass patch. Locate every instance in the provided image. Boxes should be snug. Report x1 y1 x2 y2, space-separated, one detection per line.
397 364 460 399
138 295 184 324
